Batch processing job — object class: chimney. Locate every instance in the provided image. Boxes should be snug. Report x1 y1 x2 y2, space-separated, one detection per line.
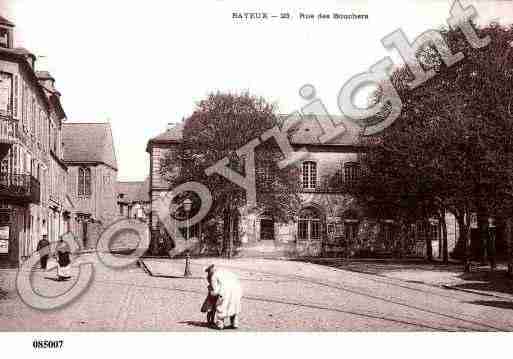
36 71 57 93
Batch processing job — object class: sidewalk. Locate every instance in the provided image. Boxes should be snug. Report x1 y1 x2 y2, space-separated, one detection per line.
298 258 513 300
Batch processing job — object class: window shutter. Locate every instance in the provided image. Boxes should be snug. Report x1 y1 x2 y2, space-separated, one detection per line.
12 74 19 119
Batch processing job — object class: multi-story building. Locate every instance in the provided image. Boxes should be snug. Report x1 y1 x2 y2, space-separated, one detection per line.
36 70 76 245
0 16 74 267
116 179 150 221
62 122 118 249
146 117 458 258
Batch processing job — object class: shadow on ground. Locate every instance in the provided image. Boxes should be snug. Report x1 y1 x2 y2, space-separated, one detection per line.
451 270 513 297
178 321 215 329
296 258 463 276
467 300 513 310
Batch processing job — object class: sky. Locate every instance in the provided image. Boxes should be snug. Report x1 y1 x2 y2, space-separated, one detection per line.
0 0 512 181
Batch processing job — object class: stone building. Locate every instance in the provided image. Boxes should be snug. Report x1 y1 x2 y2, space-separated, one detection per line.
116 179 150 221
62 122 118 249
0 16 74 267
146 123 184 255
146 117 458 258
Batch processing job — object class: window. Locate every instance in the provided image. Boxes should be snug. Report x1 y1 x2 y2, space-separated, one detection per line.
0 28 10 48
78 167 92 197
30 98 36 135
302 161 317 190
298 207 322 241
382 222 395 251
0 72 12 116
344 162 361 186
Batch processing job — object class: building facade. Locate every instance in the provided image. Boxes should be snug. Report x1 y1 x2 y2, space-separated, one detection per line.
116 179 150 222
146 118 458 258
0 16 74 267
62 123 118 249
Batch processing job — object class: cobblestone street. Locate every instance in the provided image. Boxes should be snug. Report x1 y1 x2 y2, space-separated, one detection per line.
1 254 513 331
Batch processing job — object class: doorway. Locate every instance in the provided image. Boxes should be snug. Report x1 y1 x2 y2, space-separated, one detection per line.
259 212 275 241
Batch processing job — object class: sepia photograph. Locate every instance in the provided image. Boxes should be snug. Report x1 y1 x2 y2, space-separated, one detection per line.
0 0 512 357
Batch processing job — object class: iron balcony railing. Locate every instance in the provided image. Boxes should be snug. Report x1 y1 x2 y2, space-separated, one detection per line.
0 115 20 145
0 172 41 204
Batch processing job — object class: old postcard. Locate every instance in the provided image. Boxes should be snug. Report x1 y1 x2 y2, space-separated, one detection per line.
0 0 512 357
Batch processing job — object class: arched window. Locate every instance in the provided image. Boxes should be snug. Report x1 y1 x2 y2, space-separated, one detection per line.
298 207 322 241
78 167 91 197
302 161 317 190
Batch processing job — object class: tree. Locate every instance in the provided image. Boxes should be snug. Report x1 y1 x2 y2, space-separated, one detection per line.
161 92 300 257
337 23 513 268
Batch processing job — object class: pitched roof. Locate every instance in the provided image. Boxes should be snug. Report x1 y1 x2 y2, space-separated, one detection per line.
0 16 15 27
150 123 183 142
62 123 118 170
286 115 364 146
146 115 368 152
146 123 183 152
116 179 149 203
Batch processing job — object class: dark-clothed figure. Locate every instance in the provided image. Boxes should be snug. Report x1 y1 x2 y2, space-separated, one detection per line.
201 267 218 325
488 218 497 270
36 235 50 270
56 238 72 281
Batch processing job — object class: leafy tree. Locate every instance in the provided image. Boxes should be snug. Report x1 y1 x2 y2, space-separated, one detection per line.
161 92 300 257
336 23 513 269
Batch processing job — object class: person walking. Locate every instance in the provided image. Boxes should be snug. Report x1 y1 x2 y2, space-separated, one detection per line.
204 264 242 330
36 235 50 270
55 237 72 281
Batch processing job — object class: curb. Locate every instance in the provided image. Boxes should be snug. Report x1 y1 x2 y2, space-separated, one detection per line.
138 258 152 276
440 284 513 301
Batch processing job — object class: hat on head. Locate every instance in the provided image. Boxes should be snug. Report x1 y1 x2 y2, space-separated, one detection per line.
204 264 215 273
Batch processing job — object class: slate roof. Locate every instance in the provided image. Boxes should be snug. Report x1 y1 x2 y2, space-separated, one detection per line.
146 123 183 152
146 115 371 151
62 123 118 170
287 115 364 146
116 179 149 204
149 123 183 142
0 16 15 27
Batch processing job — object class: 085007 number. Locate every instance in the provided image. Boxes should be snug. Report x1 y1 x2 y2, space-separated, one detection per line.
33 340 63 349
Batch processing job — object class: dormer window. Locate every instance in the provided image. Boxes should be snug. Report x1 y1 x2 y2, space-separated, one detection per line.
0 27 10 48
0 17 14 49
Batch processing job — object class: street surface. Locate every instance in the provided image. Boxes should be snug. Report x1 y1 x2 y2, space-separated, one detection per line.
1 254 513 331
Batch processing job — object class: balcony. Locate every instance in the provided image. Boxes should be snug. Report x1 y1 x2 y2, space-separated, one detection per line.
0 172 40 204
0 115 20 145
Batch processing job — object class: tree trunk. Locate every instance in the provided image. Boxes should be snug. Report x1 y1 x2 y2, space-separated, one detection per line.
426 223 433 262
228 214 234 259
440 209 449 264
478 210 488 265
463 211 472 273
223 210 230 258
506 217 513 278
399 218 406 259
454 214 466 259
